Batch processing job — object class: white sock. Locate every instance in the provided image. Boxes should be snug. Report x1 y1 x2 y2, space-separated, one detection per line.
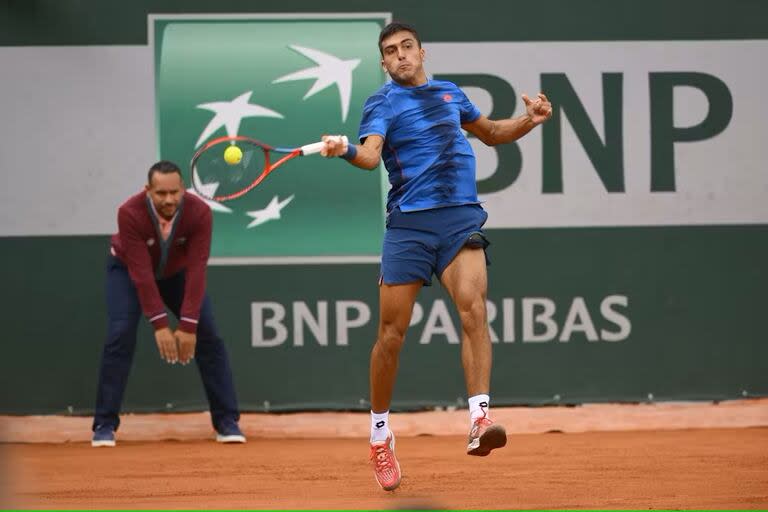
370 410 390 442
468 394 490 424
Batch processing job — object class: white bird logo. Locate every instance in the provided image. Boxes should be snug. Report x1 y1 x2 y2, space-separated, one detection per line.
195 91 283 148
245 195 295 228
273 45 361 122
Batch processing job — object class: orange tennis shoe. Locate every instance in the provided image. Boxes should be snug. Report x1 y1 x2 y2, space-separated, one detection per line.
369 432 401 491
467 417 507 456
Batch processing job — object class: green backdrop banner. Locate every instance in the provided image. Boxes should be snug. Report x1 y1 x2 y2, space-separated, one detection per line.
153 15 388 259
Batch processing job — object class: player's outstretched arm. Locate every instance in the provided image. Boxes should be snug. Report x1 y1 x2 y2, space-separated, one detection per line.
463 93 553 146
321 134 383 171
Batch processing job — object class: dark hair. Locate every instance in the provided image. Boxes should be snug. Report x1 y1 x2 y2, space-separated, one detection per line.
378 22 421 55
147 160 182 184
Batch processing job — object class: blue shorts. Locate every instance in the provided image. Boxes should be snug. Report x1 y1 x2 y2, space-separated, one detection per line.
380 204 490 286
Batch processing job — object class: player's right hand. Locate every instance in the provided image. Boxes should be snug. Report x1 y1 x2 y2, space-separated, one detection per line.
154 327 179 364
320 135 348 157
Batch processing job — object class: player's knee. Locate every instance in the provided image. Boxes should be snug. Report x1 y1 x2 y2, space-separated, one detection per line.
377 322 407 351
456 297 487 333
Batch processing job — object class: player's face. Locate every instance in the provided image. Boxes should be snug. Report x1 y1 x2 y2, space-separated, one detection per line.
380 31 426 86
146 172 184 219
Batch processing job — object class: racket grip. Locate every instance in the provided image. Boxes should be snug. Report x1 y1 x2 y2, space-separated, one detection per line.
301 135 348 155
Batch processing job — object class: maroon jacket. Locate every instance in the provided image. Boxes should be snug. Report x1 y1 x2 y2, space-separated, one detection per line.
110 191 212 333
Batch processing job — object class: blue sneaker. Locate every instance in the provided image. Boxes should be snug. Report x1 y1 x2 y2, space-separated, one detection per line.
216 420 246 444
91 425 116 447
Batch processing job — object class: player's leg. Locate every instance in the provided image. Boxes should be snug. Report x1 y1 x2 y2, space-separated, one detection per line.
371 209 434 437
441 246 506 455
369 280 421 492
369 208 433 491
370 281 422 416
160 275 243 442
437 205 506 456
440 246 491 396
92 254 142 446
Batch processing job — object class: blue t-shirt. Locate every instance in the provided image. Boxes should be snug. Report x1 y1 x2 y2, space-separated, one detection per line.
358 79 482 212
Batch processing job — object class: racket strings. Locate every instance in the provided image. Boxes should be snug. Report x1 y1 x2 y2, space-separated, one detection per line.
193 142 268 200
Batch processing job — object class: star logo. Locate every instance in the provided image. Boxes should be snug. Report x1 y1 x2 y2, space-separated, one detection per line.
246 195 295 228
273 46 361 122
195 91 283 148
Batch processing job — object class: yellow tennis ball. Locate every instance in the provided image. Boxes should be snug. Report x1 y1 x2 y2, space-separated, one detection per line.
224 145 243 165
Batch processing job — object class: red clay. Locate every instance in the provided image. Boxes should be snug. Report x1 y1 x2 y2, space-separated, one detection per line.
5 428 768 510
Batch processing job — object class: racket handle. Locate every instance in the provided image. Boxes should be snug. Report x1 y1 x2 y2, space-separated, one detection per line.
300 135 348 155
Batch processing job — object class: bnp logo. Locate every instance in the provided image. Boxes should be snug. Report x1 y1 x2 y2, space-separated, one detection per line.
150 14 389 260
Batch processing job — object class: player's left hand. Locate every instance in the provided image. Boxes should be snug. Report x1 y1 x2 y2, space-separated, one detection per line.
175 330 197 365
522 93 553 125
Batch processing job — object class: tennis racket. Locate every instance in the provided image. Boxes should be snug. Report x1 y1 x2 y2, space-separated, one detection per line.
190 134 348 202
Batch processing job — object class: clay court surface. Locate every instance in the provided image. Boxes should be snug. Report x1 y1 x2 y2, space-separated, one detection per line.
2 400 767 509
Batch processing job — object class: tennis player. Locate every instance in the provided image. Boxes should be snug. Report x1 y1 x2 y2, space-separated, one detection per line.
322 22 553 490
90 161 245 447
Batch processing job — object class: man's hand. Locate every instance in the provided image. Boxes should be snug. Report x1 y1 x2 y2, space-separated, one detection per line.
320 135 349 157
522 93 553 125
154 327 179 364
175 330 197 365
